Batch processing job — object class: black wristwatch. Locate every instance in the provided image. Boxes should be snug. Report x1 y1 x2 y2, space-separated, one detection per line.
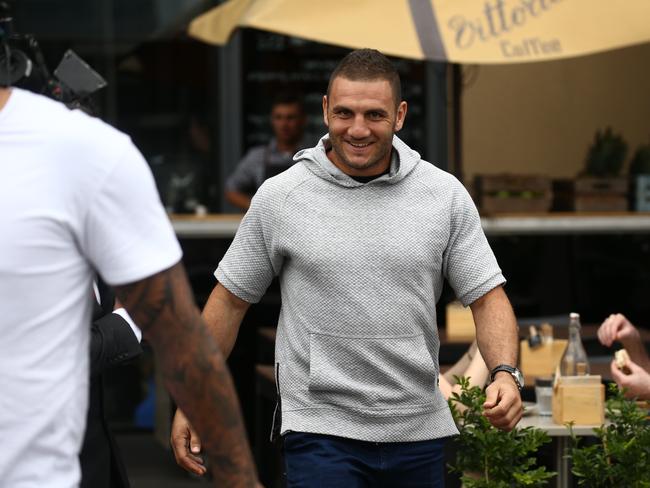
490 364 524 390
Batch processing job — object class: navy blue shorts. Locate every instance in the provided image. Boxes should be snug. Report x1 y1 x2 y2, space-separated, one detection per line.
283 432 447 488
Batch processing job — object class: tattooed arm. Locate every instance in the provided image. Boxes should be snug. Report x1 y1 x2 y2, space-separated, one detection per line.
170 283 251 476
114 262 257 488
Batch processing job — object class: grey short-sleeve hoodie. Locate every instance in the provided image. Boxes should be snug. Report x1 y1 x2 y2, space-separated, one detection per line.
216 134 505 442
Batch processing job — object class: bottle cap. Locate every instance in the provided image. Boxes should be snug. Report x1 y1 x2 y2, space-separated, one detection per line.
569 312 581 328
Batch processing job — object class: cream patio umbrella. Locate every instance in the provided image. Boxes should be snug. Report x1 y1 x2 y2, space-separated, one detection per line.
188 0 650 64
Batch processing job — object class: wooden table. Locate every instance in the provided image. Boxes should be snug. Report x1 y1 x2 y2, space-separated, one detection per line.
518 414 602 488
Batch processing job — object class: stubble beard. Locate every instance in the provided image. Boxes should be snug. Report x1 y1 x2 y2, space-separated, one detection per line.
330 133 394 173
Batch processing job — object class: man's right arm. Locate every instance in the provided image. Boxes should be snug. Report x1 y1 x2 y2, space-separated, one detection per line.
225 149 263 211
225 190 253 211
114 265 256 487
169 283 251 476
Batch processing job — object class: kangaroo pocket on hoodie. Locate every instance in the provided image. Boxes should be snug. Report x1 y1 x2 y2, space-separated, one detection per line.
308 332 438 412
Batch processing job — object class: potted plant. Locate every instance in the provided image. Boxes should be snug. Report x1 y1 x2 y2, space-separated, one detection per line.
568 384 650 487
575 127 629 211
448 377 556 487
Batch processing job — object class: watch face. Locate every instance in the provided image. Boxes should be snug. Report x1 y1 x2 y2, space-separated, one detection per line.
513 369 524 388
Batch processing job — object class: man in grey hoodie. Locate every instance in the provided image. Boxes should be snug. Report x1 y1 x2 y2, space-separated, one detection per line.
171 49 522 486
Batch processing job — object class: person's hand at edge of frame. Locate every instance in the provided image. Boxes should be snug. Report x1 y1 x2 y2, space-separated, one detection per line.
610 358 650 400
482 373 522 431
598 313 640 348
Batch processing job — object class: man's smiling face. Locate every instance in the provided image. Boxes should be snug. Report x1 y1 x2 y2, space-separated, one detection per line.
323 76 407 177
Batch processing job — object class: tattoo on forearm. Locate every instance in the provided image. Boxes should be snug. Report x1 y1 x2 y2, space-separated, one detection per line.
114 263 257 487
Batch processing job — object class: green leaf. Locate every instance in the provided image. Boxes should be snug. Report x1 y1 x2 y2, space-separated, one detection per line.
568 383 650 486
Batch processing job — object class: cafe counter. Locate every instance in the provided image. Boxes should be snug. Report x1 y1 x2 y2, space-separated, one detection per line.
171 212 650 238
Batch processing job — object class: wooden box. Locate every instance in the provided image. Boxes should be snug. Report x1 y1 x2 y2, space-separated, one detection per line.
520 339 567 382
475 174 552 214
552 375 605 425
446 301 475 341
574 177 628 211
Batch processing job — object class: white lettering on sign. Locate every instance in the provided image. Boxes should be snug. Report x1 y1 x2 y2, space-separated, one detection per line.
448 0 563 50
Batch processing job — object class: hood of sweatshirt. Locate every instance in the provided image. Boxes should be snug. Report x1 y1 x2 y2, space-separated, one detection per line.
294 133 422 188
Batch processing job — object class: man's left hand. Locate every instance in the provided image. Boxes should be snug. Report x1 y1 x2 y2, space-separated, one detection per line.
483 373 522 431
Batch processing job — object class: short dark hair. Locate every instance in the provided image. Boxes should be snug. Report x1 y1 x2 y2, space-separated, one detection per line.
327 49 401 106
271 91 304 112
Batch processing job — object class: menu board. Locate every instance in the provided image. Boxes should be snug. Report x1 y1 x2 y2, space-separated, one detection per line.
241 30 426 152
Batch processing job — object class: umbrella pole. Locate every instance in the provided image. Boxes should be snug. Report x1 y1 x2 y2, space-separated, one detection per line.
448 63 463 183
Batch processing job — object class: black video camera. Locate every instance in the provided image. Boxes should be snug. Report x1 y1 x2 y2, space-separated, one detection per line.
0 1 106 109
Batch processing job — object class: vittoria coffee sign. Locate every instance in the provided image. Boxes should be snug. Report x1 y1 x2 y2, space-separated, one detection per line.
190 0 650 64
447 0 563 59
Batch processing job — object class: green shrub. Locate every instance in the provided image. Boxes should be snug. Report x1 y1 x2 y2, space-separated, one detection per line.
449 376 555 487
569 384 650 487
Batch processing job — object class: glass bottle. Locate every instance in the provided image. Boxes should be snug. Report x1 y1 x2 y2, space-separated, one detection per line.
560 312 590 376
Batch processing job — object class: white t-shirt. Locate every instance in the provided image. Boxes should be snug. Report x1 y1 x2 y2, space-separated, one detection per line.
0 88 182 487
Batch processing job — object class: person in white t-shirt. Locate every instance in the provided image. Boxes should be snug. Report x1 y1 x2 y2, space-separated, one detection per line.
0 86 258 488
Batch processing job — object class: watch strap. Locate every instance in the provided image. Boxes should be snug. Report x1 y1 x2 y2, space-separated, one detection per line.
490 364 523 389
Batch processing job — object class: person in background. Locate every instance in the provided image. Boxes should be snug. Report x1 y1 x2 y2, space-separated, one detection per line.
439 341 490 400
80 279 142 488
0 84 257 487
171 49 522 487
598 313 650 399
225 92 307 210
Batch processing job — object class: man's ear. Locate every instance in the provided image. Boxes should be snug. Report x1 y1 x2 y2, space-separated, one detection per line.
394 101 407 132
322 95 329 127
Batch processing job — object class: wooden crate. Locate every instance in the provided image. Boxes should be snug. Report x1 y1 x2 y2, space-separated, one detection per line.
552 375 604 425
446 301 475 341
574 177 628 211
520 340 567 382
475 174 552 214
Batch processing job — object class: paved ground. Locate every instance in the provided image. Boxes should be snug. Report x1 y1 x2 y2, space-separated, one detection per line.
116 432 210 487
